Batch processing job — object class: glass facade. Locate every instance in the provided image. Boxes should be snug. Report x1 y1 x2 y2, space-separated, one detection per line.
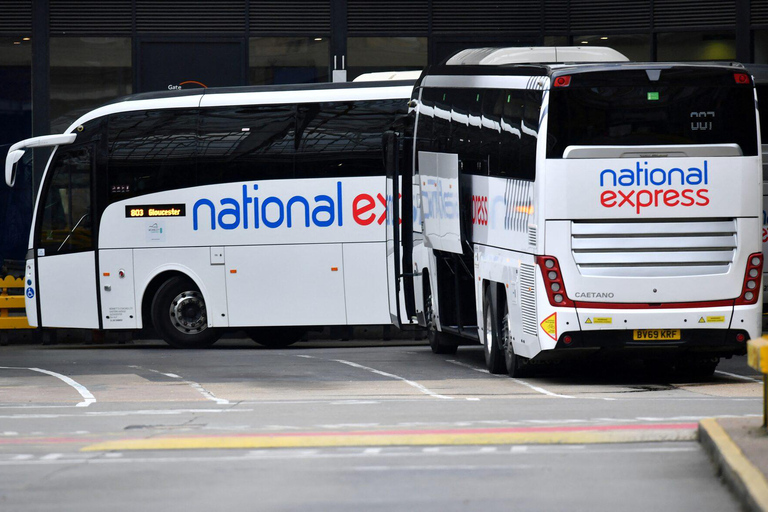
755 31 768 64
347 37 427 81
573 34 651 61
249 37 329 85
657 32 736 62
0 36 32 264
50 37 132 132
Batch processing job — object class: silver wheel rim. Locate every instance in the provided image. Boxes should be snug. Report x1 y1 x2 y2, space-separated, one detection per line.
501 311 510 354
426 294 436 333
169 290 208 334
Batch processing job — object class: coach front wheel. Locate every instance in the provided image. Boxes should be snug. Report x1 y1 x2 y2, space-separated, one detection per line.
151 276 221 349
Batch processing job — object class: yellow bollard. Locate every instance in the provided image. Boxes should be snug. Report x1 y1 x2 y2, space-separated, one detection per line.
747 337 768 428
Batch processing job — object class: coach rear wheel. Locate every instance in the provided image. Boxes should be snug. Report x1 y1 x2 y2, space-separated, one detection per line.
425 291 458 355
502 304 530 378
151 276 220 349
483 289 507 374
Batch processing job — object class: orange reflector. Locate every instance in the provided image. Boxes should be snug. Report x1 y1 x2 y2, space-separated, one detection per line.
230 269 237 274
103 273 110 277
331 267 339 272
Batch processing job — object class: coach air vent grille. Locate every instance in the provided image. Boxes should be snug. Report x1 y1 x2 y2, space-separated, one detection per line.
654 0 736 28
136 0 246 33
347 1 429 34
250 1 331 34
0 0 32 33
520 264 539 337
432 0 541 33
50 1 131 35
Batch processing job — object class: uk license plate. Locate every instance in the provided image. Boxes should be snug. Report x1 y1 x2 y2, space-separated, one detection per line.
633 329 681 341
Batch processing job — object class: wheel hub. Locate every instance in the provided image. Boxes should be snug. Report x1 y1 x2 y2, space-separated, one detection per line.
169 291 207 334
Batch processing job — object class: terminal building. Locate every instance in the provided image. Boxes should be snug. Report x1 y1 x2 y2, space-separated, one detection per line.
1 0 767 266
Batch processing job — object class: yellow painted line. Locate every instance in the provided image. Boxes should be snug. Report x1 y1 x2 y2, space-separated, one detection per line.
699 418 768 511
82 428 695 452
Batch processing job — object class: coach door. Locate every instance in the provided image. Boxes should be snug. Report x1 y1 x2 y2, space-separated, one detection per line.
384 131 416 327
34 144 100 328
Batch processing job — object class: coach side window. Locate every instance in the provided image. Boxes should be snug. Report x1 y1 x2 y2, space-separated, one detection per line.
295 99 404 178
451 89 485 175
107 109 198 202
198 105 296 184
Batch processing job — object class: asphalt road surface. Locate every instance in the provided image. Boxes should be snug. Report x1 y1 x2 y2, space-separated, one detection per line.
0 337 763 511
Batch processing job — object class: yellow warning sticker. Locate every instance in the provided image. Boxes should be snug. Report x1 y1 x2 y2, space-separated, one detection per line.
585 318 592 324
698 317 706 323
593 317 612 324
706 316 725 323
540 313 557 341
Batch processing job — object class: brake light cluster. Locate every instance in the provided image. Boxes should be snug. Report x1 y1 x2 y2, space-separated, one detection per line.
735 253 763 305
537 256 574 307
733 73 751 85
553 75 571 88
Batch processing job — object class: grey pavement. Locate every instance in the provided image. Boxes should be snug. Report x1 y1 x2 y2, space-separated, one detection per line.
700 412 768 511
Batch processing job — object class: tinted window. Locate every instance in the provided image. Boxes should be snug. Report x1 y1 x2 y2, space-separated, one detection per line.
295 99 405 178
107 109 198 202
38 147 93 254
198 105 296 183
417 87 540 181
547 70 758 158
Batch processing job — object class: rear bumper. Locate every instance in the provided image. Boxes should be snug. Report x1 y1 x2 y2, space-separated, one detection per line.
552 328 749 358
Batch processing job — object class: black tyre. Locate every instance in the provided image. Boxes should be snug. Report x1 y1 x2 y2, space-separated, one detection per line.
151 276 220 349
483 288 507 374
502 304 531 378
246 327 304 349
425 291 458 355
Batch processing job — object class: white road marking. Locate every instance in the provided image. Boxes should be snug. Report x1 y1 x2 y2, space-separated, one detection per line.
0 443 704 466
0 366 96 407
297 355 456 400
714 370 763 383
445 359 581 400
129 365 229 405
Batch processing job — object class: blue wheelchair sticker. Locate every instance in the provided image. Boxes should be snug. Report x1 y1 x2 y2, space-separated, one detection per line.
26 287 34 299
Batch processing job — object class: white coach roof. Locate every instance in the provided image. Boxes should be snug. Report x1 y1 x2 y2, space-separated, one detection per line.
446 46 629 66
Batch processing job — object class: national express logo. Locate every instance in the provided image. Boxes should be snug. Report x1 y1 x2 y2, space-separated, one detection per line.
599 161 710 214
191 182 391 231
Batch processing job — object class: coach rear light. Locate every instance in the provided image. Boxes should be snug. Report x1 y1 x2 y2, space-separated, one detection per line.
554 75 571 87
537 256 574 307
734 73 751 85
735 253 763 305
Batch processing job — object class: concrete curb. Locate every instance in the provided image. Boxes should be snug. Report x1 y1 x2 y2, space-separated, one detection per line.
699 418 768 512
